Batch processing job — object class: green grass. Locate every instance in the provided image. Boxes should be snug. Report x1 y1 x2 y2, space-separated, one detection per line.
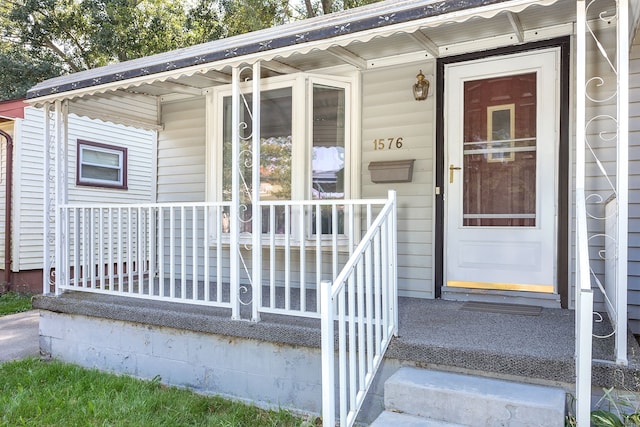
0 292 32 316
0 358 307 427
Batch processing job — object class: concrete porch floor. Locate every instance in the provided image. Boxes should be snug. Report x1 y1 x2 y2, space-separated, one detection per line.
32 292 640 391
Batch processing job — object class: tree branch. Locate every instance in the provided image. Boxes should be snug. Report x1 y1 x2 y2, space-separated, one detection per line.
304 0 315 17
42 38 82 72
321 0 332 14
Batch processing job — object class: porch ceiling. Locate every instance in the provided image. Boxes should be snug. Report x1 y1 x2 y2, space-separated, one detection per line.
26 0 605 129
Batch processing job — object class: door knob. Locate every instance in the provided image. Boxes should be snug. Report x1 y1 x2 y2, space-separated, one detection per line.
449 164 461 183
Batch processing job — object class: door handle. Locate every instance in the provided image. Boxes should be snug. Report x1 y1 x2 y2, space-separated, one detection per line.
449 164 461 183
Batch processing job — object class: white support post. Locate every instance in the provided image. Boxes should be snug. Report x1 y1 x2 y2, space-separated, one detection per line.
320 279 335 427
230 66 241 320
576 0 586 337
43 102 52 294
615 0 629 366
252 61 262 322
575 1 593 424
54 100 69 295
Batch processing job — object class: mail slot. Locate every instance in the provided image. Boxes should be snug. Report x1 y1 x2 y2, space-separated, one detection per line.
368 159 415 183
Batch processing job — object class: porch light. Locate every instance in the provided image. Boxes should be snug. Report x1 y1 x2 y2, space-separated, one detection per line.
413 70 429 101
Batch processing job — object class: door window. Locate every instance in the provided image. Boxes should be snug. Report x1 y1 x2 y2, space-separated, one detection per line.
462 73 537 227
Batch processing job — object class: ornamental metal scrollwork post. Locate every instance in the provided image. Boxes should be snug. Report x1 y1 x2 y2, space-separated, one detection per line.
581 0 629 365
43 100 69 296
55 100 69 295
230 62 262 320
43 103 56 294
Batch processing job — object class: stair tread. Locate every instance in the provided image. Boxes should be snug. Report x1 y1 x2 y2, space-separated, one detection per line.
387 367 565 402
383 367 565 426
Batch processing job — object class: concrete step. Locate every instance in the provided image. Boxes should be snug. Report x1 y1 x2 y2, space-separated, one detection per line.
383 367 566 427
369 410 466 427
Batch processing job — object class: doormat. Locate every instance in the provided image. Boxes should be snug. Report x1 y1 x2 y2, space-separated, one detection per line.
460 301 542 316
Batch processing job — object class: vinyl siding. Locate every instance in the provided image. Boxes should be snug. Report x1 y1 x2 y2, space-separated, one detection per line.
0 121 13 270
156 98 206 202
15 106 155 271
628 34 640 333
361 61 435 298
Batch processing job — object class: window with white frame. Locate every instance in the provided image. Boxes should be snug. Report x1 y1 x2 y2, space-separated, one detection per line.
76 139 127 189
212 73 353 237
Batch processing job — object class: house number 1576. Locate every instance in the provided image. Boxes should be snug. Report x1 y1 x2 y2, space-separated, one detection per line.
373 137 403 150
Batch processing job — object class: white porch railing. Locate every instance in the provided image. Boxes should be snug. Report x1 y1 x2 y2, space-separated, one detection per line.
321 190 398 427
59 202 235 310
58 196 393 321
256 196 391 319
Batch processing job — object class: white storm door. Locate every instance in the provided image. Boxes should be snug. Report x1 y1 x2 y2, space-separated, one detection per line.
445 49 559 293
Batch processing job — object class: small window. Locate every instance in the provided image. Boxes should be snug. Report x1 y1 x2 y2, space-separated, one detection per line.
76 140 127 189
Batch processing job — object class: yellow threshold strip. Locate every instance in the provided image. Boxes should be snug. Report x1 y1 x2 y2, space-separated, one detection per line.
447 280 554 294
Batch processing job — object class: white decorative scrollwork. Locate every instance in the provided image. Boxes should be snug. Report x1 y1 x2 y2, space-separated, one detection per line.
582 0 621 342
234 65 257 308
45 106 57 293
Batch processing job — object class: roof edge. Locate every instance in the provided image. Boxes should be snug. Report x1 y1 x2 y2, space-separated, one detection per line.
27 0 556 102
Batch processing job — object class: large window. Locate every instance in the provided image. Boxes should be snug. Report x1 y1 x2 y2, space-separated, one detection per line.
213 74 352 237
222 87 293 233
76 140 127 189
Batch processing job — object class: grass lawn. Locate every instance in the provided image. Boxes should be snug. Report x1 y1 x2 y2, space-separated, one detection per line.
0 358 307 426
0 291 32 316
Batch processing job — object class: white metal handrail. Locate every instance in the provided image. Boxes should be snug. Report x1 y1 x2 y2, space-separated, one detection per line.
321 190 397 427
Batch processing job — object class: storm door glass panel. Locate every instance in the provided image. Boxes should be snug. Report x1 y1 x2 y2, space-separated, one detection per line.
463 72 537 227
222 87 292 234
311 84 345 234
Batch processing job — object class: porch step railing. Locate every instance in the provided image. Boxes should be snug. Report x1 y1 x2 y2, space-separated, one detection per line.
320 190 398 427
575 190 594 425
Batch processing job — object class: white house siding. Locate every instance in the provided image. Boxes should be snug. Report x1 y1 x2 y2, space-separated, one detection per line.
0 121 13 271
627 34 640 333
157 97 206 203
361 61 436 299
17 107 155 271
156 97 216 282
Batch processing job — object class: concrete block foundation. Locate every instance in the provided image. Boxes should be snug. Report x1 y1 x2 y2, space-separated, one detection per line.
39 311 324 414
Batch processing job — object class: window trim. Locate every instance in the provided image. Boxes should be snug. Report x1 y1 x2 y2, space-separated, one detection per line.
209 73 356 202
76 139 128 189
206 71 359 244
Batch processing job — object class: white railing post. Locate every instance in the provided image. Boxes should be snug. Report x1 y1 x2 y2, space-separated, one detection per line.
576 194 594 426
388 189 398 335
320 279 335 427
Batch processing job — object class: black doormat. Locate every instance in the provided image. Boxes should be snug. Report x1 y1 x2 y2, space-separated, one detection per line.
460 301 542 316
